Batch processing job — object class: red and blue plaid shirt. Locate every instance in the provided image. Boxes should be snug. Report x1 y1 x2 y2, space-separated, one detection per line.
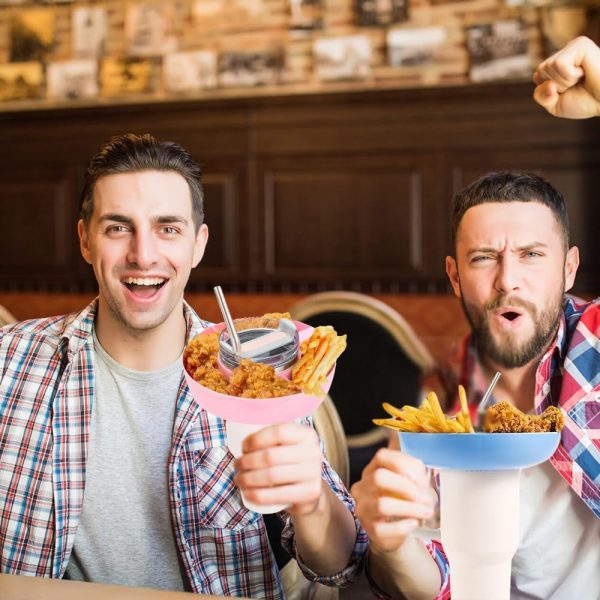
0 300 367 598
430 296 600 599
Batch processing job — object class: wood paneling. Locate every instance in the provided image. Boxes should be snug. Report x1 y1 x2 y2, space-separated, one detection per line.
0 82 598 294
264 168 422 272
0 169 77 286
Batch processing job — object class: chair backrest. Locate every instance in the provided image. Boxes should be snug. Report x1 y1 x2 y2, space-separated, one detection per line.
0 305 17 327
291 291 436 483
312 394 349 488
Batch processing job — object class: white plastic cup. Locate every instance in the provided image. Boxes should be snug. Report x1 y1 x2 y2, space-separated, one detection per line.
226 420 289 514
439 469 521 600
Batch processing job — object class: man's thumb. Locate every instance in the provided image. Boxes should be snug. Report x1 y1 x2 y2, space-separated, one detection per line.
533 80 559 114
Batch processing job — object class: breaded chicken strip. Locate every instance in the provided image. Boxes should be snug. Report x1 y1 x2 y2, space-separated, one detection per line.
484 401 563 433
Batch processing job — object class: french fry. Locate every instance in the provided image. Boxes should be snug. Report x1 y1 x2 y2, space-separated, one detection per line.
458 385 475 433
427 392 447 429
374 386 477 434
291 326 347 397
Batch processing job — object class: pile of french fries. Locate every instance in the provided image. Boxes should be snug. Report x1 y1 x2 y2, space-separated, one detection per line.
292 326 347 397
373 386 475 433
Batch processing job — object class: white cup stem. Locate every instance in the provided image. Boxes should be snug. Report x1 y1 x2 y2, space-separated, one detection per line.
440 469 521 600
226 420 289 514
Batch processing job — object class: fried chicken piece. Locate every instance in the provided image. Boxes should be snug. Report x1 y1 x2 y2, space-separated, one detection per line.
484 400 564 433
184 332 300 397
184 333 230 393
228 359 300 398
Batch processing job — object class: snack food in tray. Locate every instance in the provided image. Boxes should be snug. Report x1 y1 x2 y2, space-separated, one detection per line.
184 313 346 399
484 400 563 433
374 385 564 434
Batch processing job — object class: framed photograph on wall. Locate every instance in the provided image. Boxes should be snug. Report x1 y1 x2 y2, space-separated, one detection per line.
193 0 264 23
356 0 408 27
100 57 155 96
72 6 107 59
47 59 98 100
289 0 323 32
10 7 55 62
163 50 217 92
466 20 531 82
0 62 43 101
314 35 372 81
126 1 177 56
387 26 446 66
218 49 283 87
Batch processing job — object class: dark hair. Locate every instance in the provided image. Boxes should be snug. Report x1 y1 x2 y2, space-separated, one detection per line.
80 133 204 231
451 171 569 251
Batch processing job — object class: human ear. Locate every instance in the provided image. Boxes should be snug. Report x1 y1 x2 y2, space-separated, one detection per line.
192 224 209 268
564 246 580 292
78 220 93 265
446 255 461 298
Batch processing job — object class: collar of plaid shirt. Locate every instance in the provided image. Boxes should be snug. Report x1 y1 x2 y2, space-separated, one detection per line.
460 296 600 519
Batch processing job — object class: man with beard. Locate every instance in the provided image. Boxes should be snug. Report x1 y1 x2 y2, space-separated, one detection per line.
351 36 600 600
0 133 366 598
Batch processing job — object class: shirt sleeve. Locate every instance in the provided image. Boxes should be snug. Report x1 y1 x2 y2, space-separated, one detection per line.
280 417 368 586
429 540 451 599
364 539 451 600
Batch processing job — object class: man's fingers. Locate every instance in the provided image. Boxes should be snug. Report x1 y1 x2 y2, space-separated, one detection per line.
242 480 322 506
361 448 429 486
235 442 320 471
242 422 318 452
235 462 320 488
375 495 435 519
533 80 559 114
369 467 433 505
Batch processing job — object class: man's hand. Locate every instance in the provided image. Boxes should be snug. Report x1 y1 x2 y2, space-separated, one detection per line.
533 36 600 119
351 448 436 554
234 422 324 516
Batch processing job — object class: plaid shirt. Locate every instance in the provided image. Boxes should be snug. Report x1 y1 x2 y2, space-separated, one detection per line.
430 295 600 599
0 300 367 598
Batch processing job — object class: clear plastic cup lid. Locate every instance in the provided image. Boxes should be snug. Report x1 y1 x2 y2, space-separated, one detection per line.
219 319 299 371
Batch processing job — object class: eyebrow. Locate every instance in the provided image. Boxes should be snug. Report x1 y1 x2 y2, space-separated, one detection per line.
466 242 549 257
98 213 190 226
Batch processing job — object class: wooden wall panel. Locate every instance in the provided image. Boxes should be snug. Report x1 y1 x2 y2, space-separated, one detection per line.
191 172 239 273
0 170 76 285
0 82 598 294
263 168 423 274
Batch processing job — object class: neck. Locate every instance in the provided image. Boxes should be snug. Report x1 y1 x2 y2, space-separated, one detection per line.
481 356 539 413
94 301 187 371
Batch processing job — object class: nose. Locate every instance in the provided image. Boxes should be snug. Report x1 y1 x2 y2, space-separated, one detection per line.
494 255 521 294
126 228 159 269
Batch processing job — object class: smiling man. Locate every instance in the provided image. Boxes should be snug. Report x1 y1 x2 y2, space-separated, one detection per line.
0 134 366 598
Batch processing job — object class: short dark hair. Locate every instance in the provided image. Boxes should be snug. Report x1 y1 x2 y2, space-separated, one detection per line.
80 133 204 231
451 171 569 252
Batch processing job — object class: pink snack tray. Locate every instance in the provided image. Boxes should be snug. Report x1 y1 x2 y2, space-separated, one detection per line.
183 320 334 424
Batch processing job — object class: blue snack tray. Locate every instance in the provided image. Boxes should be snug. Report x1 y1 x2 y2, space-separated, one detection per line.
399 432 560 471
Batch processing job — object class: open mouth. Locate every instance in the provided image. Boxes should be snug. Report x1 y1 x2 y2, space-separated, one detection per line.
501 311 521 322
122 276 167 298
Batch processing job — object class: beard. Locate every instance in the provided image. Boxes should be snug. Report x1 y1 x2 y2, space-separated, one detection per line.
461 287 564 369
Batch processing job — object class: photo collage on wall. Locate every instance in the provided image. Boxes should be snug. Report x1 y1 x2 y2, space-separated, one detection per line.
0 0 595 103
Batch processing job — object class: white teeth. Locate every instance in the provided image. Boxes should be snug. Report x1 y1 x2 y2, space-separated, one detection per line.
123 277 165 286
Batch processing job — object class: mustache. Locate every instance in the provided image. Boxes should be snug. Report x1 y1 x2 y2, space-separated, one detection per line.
484 295 537 315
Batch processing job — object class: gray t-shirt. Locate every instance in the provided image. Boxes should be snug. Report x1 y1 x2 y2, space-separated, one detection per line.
65 332 186 590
